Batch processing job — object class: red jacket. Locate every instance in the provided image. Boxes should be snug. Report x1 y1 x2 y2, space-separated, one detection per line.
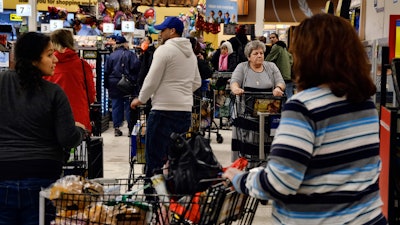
44 48 96 132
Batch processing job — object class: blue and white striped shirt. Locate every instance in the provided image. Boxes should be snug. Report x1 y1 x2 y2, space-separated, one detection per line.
232 87 386 224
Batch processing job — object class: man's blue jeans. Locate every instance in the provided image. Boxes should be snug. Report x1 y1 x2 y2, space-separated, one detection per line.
111 97 131 128
145 110 191 177
0 178 56 225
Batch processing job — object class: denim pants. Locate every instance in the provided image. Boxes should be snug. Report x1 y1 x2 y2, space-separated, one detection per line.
285 82 294 99
145 110 191 177
0 178 56 225
111 97 131 128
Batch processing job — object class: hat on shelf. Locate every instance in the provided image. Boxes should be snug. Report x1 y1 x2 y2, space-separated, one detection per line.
154 17 184 34
115 36 127 44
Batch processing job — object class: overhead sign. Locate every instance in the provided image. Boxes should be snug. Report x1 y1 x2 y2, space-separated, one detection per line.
102 23 114 33
49 20 63 31
134 29 145 38
5 0 93 12
41 23 50 33
10 14 23 21
121 21 135 33
16 4 31 17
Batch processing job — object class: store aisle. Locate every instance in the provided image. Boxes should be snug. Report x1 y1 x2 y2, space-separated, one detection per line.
101 122 272 225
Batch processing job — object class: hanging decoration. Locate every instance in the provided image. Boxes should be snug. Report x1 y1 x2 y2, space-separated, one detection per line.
143 7 158 34
193 3 220 34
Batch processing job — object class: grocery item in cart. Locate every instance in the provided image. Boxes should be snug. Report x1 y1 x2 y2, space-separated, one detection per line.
42 176 153 225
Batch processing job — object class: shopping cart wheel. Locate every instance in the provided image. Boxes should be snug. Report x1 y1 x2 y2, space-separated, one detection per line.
216 134 224 143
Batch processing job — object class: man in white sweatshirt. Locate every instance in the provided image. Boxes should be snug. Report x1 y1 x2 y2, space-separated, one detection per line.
130 17 201 181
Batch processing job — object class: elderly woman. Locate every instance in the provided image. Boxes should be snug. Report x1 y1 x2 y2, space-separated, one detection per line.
230 40 285 161
211 41 237 72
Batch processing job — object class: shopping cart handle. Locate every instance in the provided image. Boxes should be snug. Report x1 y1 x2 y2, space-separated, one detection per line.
212 72 232 78
243 91 273 95
199 177 226 183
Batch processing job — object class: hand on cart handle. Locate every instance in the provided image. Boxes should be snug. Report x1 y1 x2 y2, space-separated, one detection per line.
130 97 144 110
221 167 243 189
75 121 85 130
273 86 285 97
231 87 245 96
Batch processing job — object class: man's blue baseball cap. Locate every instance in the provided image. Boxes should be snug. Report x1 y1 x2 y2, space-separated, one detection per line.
154 17 184 34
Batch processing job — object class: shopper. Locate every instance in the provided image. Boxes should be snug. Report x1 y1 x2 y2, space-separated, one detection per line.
223 14 387 225
44 29 96 133
230 40 285 162
136 35 156 123
0 32 86 225
138 35 156 87
130 17 201 180
265 32 294 98
211 40 237 72
210 40 225 71
105 36 141 136
228 24 249 64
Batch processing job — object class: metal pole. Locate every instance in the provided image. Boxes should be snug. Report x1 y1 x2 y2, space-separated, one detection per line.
28 0 37 31
39 191 44 225
258 112 269 160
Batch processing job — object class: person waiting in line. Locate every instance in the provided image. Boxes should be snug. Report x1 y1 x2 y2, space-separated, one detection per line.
210 40 225 72
230 40 285 162
0 32 86 225
188 37 213 121
265 32 294 98
137 35 156 120
211 41 237 72
44 29 96 134
223 14 387 225
130 17 201 188
105 36 141 136
188 37 213 81
210 40 237 118
105 34 117 52
228 24 249 64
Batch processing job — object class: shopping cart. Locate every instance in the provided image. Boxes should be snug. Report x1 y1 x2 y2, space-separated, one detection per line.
192 81 224 144
128 105 149 187
63 139 89 178
231 91 286 166
211 72 233 130
39 177 238 225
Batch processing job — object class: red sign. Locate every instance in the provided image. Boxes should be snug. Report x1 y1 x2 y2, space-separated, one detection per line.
379 106 392 220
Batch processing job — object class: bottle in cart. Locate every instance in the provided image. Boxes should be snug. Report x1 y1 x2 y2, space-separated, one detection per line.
130 120 141 159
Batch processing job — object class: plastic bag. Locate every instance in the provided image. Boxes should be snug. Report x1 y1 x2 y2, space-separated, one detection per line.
165 132 222 195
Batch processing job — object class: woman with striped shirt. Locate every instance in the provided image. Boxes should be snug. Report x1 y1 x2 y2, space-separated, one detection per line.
223 14 387 224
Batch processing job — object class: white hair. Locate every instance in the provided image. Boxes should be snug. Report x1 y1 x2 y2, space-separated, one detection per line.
221 41 233 55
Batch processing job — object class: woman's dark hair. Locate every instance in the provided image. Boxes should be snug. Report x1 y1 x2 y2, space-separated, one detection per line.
290 13 375 103
147 35 152 43
188 37 202 55
15 32 51 90
270 32 279 40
